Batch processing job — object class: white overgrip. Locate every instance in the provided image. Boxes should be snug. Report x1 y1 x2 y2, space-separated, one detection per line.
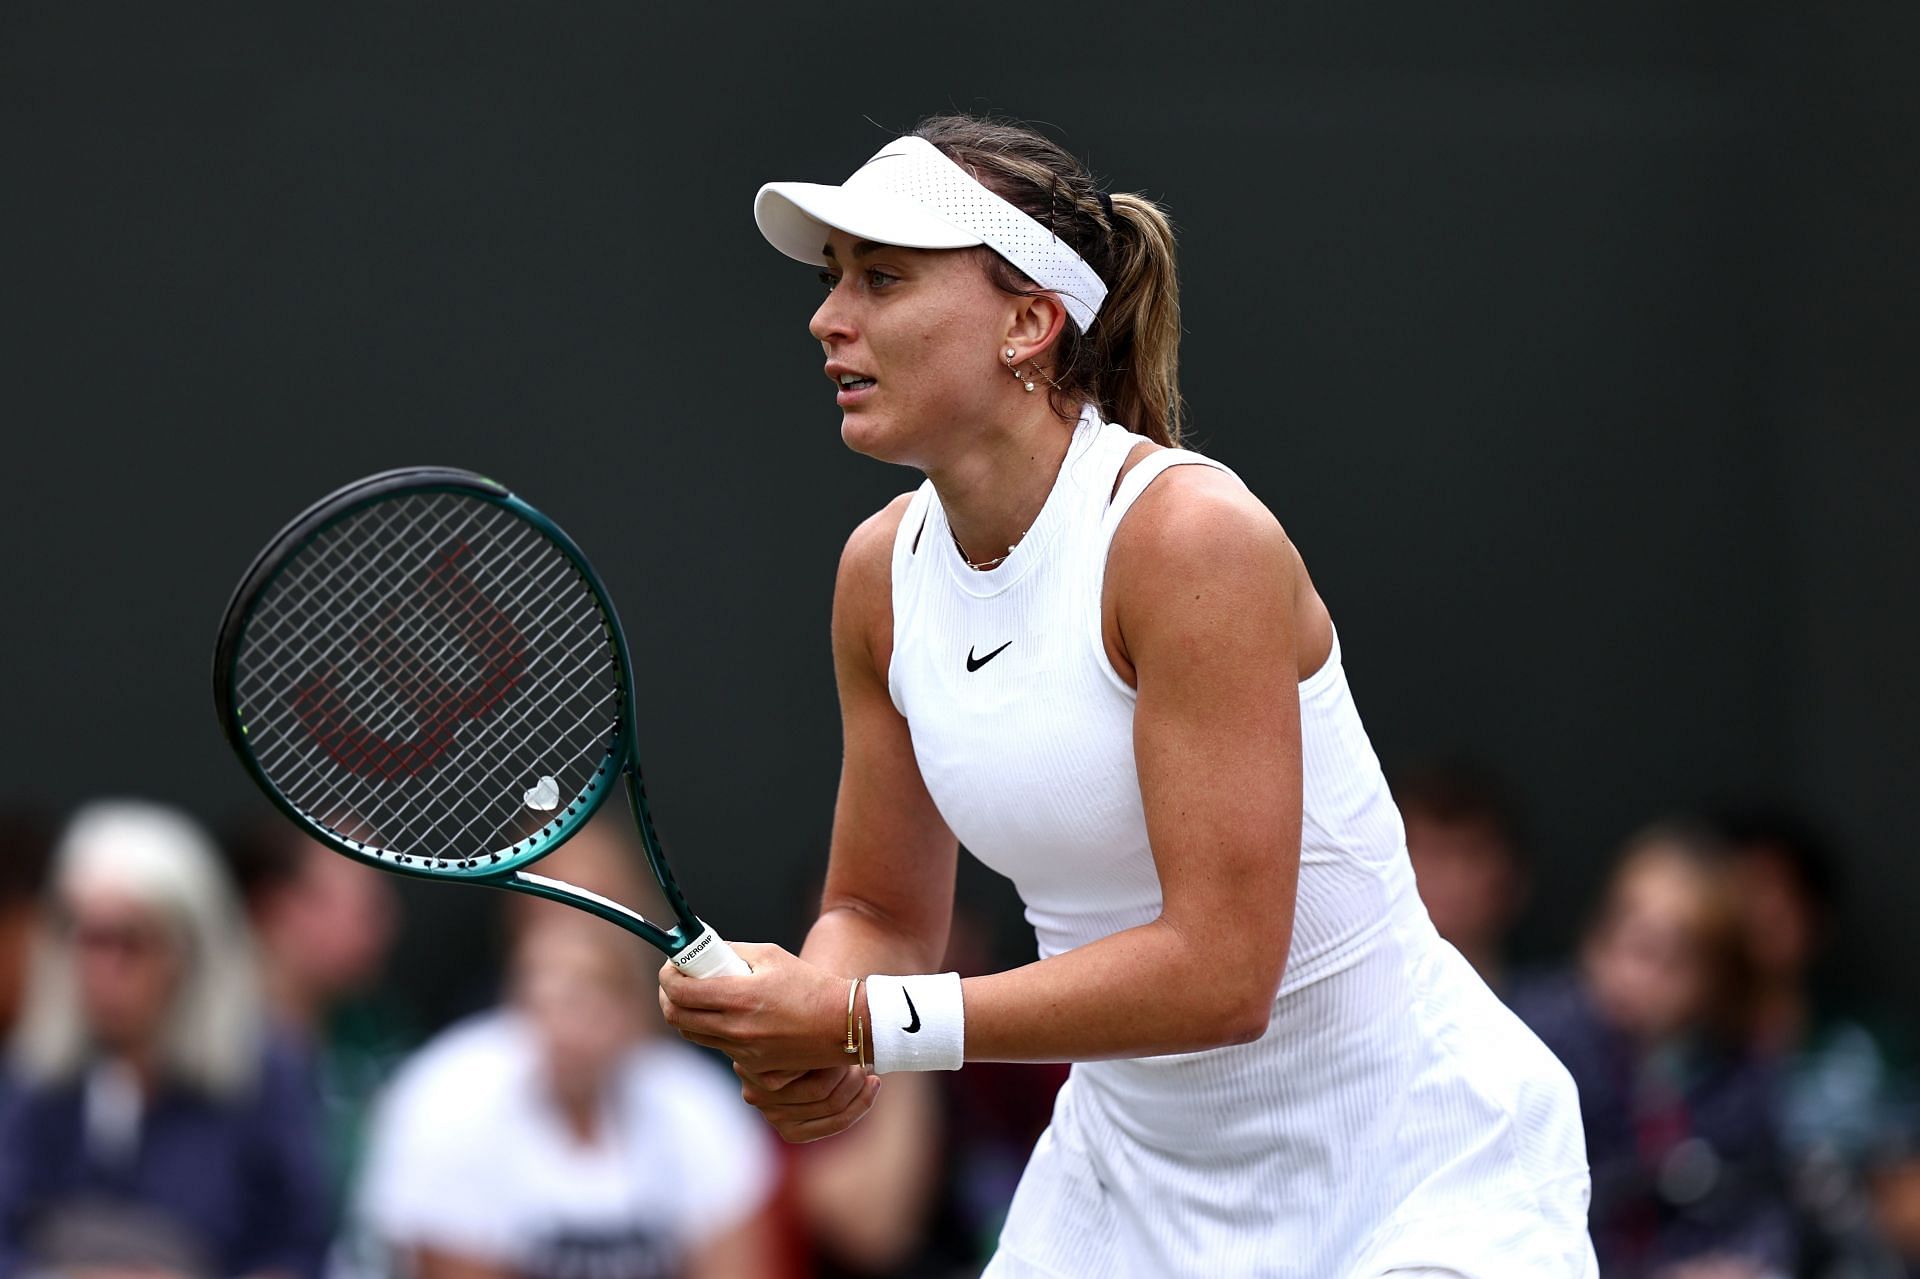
670 920 752 978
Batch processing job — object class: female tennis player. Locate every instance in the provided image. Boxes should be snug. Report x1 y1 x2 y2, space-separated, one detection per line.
659 114 1597 1278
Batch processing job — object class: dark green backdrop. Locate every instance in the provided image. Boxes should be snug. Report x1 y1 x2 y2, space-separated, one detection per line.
3 3 1913 1023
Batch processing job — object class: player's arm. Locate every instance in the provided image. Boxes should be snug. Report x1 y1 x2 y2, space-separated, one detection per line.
670 497 959 1142
800 493 961 981
959 467 1301 1060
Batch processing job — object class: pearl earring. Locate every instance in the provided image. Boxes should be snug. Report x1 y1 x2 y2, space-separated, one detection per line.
1004 347 1036 393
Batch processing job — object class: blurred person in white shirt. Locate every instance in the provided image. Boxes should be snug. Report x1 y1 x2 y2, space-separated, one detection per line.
354 818 779 1279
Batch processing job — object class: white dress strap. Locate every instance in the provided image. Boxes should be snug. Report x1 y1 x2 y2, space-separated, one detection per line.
1099 448 1234 538
1088 448 1239 699
890 482 936 587
885 482 938 717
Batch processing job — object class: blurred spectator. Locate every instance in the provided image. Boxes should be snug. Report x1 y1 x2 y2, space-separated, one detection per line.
1722 810 1897 1152
0 799 330 1279
355 816 780 1279
226 819 407 1198
1721 807 1916 1276
0 810 55 1050
782 1058 942 1277
1512 819 1794 1278
1869 1144 1920 1278
1393 761 1527 990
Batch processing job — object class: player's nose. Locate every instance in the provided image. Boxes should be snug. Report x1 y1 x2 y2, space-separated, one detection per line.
810 284 855 345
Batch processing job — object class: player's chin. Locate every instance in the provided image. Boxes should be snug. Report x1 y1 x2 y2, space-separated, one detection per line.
839 408 912 465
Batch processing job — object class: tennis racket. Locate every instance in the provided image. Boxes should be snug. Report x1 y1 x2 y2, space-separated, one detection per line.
211 466 748 978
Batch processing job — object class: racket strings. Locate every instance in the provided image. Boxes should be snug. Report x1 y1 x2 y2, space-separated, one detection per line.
254 505 562 770
303 491 614 833
250 515 532 788
233 492 623 863
247 498 524 714
251 502 616 856
272 531 559 776
245 498 542 830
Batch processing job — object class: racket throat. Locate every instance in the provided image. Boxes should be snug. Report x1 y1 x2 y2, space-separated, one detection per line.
508 870 676 953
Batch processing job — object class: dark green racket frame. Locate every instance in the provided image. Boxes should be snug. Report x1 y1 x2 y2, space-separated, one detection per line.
212 466 706 958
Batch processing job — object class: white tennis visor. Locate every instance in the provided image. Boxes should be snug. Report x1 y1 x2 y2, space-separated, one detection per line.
754 135 1108 331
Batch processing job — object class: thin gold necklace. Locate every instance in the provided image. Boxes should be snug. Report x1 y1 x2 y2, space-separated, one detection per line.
951 523 1028 572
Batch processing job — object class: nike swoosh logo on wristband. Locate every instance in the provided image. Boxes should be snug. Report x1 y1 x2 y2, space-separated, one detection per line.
902 989 921 1033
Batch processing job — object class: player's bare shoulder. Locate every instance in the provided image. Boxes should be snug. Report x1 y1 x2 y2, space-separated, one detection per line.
1110 450 1293 585
832 490 920 678
1104 450 1329 683
837 491 918 598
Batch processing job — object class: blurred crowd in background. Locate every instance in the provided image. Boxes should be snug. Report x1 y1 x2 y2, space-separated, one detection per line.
0 771 1914 1279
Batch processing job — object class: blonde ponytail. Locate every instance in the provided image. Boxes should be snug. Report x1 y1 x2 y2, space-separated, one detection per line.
1099 193 1184 448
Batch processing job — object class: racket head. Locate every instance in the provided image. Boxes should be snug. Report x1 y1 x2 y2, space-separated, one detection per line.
213 467 637 886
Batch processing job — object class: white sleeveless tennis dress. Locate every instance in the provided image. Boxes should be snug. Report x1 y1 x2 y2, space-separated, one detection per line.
886 408 1597 1278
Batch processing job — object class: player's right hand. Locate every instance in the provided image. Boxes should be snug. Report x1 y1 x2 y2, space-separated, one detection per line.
734 1062 880 1143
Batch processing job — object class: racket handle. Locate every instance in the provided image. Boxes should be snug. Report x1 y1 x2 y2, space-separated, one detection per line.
671 921 751 978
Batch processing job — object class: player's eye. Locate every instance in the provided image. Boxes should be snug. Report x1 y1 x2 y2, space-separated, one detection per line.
817 270 840 293
866 268 898 289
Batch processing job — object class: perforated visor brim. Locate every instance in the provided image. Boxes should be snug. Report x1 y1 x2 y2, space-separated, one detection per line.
755 180 985 267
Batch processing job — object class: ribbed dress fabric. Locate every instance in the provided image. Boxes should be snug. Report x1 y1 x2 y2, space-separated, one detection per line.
887 409 1597 1278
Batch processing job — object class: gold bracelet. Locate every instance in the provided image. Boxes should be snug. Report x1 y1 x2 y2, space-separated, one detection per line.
843 977 861 1055
857 1011 868 1073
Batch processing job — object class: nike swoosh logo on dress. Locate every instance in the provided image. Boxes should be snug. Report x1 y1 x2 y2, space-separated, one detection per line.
966 641 1012 672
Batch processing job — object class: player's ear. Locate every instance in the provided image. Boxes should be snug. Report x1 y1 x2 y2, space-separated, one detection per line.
1005 291 1068 366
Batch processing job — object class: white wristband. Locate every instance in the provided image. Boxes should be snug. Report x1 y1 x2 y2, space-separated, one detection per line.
865 972 964 1073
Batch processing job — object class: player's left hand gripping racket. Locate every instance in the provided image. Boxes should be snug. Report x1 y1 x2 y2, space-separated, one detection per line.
212 467 748 978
